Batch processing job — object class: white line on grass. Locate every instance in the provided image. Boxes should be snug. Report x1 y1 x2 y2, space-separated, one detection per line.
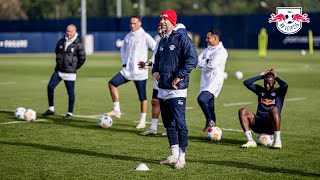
285 97 306 101
0 109 14 112
0 81 16 85
221 128 243 132
133 121 164 125
223 97 306 107
0 119 48 125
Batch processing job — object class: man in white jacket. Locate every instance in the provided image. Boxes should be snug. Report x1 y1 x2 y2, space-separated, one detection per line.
197 29 228 132
106 16 156 129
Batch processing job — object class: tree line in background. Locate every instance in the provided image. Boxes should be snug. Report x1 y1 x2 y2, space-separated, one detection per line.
0 0 319 20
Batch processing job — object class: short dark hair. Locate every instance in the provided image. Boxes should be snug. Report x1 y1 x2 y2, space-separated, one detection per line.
208 29 220 38
264 72 275 78
131 15 142 22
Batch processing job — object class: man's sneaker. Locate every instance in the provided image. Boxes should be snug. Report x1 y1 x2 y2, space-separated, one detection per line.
203 120 216 132
105 110 121 119
174 159 186 170
42 110 55 116
140 128 157 136
63 114 72 119
241 140 257 148
273 141 282 149
136 123 146 129
161 131 167 136
160 156 178 165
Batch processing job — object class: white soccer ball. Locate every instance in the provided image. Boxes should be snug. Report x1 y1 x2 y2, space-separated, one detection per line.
24 109 36 122
257 134 274 146
15 107 27 120
98 115 113 128
224 72 228 80
234 71 243 80
301 49 306 56
207 127 223 141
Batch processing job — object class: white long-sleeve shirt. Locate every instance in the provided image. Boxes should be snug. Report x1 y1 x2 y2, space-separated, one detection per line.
197 42 228 97
120 27 156 80
150 38 162 90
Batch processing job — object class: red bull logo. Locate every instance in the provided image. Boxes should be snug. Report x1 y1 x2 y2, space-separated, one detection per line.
261 98 276 106
269 7 310 34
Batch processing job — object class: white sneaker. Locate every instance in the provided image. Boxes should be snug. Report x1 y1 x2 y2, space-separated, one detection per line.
273 141 282 149
161 131 167 136
105 110 121 119
174 159 186 169
140 128 157 136
136 123 146 129
241 140 257 148
160 156 178 165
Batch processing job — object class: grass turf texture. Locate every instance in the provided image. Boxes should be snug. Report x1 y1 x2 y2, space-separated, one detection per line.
0 50 319 179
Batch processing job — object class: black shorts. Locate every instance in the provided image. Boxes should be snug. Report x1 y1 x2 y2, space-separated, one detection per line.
108 72 147 101
152 89 159 99
250 116 274 134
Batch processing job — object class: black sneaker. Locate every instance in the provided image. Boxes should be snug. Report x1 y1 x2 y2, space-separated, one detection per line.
42 110 55 116
63 114 72 119
203 120 216 132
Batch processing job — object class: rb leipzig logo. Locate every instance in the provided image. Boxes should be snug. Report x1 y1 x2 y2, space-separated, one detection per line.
269 7 310 35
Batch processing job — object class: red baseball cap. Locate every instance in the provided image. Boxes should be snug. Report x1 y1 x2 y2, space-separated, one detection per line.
160 10 177 26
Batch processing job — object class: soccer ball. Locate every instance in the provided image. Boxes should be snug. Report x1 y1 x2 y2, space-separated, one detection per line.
257 134 274 146
284 11 295 24
207 127 223 141
24 109 36 122
224 72 228 80
301 49 306 56
234 71 243 80
15 107 26 120
98 116 113 128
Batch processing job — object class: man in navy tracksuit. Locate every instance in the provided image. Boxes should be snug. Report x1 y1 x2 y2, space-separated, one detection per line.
152 10 198 169
239 68 288 149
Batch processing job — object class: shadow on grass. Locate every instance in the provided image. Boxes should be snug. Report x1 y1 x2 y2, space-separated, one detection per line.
188 135 244 146
0 141 159 165
194 159 320 178
39 115 148 135
1 140 319 178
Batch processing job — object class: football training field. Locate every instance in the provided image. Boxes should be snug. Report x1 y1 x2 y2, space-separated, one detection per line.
0 50 319 179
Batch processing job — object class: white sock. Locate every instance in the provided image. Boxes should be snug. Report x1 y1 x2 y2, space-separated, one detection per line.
49 106 54 112
274 131 281 142
244 131 253 141
178 147 185 163
150 118 158 130
113 102 120 112
171 144 179 159
140 113 146 124
67 112 73 116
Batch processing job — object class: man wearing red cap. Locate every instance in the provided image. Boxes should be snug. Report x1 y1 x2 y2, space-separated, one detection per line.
152 10 198 169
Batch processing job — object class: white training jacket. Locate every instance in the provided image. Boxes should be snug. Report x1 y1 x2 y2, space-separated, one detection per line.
197 42 228 98
120 27 156 80
150 38 161 90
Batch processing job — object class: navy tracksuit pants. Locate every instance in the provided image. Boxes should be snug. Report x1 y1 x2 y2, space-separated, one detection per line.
47 71 75 113
197 91 216 124
160 97 188 152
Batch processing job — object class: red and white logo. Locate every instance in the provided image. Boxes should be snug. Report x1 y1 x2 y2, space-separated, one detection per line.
269 7 310 34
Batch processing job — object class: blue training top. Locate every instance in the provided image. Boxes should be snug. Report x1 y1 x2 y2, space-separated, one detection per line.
243 75 288 118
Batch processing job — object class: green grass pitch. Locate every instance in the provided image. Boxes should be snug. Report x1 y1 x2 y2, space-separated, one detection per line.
0 50 319 179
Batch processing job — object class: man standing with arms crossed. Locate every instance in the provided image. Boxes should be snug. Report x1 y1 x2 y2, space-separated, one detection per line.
152 10 198 169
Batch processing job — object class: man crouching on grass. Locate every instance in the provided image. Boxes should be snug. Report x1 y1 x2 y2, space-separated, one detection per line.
238 67 288 149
